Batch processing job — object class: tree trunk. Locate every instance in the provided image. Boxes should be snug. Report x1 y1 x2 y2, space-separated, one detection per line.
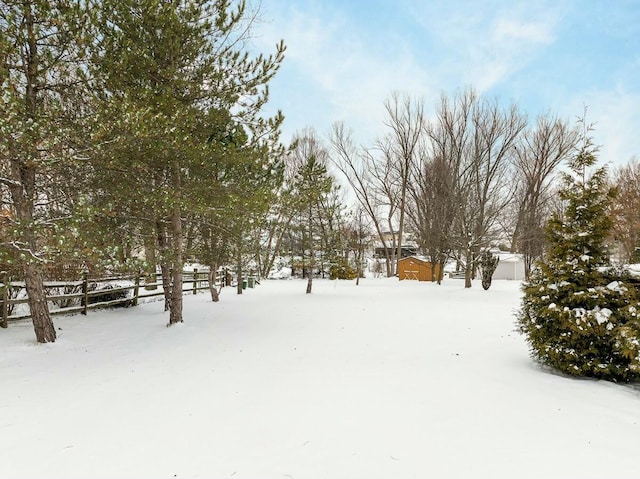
464 267 472 288
306 272 313 294
143 233 157 290
156 219 171 311
208 268 219 302
168 207 183 325
236 237 243 295
159 264 171 310
396 194 406 278
8 165 56 341
24 263 56 343
464 250 473 289
4 3 56 342
306 206 314 293
262 225 287 279
168 266 183 324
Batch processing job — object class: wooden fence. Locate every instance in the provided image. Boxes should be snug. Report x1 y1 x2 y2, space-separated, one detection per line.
0 268 256 327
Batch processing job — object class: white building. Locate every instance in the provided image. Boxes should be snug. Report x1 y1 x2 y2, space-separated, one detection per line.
493 253 525 281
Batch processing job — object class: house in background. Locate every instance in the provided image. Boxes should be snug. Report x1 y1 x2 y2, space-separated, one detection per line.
398 256 441 282
372 231 418 260
374 245 417 259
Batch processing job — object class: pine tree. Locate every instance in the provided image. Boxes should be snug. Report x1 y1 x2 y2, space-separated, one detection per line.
0 0 90 342
89 0 284 322
517 148 640 382
289 130 335 294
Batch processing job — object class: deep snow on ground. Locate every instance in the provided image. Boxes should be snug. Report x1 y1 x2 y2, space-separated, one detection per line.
1 278 639 479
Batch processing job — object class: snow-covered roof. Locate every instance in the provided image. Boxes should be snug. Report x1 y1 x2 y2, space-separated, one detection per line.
496 253 523 263
399 255 431 263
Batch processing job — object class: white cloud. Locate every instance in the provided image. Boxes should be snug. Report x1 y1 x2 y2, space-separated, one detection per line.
490 17 555 44
405 0 564 93
252 0 639 170
253 0 436 144
586 90 640 168
552 86 640 168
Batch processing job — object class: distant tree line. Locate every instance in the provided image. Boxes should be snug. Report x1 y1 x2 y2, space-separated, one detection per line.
331 89 640 288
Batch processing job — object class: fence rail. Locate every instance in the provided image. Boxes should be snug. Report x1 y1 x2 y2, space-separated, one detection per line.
0 268 257 327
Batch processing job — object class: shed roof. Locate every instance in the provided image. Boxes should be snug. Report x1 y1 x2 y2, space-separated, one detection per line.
398 255 430 264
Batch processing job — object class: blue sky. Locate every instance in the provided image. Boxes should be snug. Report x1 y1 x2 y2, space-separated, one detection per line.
252 0 640 167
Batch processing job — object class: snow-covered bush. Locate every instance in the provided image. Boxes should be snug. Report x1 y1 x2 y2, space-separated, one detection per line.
517 149 640 382
479 250 499 290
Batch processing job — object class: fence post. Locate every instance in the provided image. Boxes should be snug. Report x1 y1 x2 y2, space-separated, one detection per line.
133 271 140 307
1 271 8 328
81 271 88 315
193 268 198 295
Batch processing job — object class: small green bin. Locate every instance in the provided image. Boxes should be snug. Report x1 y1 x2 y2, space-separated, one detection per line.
242 279 247 290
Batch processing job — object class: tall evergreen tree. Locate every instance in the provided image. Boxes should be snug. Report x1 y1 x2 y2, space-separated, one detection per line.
89 0 284 323
517 147 640 381
289 130 335 294
0 0 90 342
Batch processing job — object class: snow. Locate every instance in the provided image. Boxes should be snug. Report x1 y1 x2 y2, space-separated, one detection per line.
593 307 613 325
267 265 292 279
1 278 639 479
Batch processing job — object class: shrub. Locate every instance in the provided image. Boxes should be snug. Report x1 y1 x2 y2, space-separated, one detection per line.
329 258 357 280
517 149 640 382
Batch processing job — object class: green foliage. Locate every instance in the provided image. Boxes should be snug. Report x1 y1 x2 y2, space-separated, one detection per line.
288 131 341 260
329 258 357 280
517 150 640 382
0 0 92 271
87 0 285 274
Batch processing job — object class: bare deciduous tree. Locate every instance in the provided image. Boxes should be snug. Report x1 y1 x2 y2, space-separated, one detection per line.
456 94 526 287
330 123 396 277
406 91 474 283
611 157 640 264
406 152 457 283
511 115 579 276
382 92 425 274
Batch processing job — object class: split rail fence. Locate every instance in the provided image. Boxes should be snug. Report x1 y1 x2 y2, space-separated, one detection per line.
0 268 257 327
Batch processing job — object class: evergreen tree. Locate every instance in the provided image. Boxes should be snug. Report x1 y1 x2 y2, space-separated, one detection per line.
289 130 335 294
517 148 640 382
0 0 90 342
89 0 284 323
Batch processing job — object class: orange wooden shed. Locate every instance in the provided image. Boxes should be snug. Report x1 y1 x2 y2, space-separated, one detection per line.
398 256 441 282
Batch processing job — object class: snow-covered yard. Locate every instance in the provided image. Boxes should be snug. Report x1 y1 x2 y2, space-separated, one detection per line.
1 278 639 479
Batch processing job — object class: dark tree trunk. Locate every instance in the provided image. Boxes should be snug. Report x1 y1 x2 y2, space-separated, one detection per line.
168 206 183 325
236 269 242 295
143 233 157 290
24 263 56 343
236 237 243 295
156 219 171 311
6 3 55 343
306 207 314 293
464 250 473 289
160 264 171 311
